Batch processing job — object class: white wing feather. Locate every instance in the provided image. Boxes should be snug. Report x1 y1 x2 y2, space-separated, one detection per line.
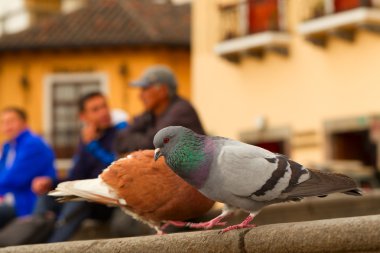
49 177 126 206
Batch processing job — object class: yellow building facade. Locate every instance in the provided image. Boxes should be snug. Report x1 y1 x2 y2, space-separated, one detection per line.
0 0 191 168
0 48 190 136
192 0 380 170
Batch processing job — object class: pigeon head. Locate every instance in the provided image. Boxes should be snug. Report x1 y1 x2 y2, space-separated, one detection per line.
153 126 186 161
153 126 212 188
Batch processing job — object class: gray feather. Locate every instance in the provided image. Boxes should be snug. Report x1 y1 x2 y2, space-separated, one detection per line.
282 169 362 199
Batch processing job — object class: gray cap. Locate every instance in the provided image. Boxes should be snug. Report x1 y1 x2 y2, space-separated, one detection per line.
130 65 178 90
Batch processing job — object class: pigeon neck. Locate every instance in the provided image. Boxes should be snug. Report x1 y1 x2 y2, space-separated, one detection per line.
168 135 213 189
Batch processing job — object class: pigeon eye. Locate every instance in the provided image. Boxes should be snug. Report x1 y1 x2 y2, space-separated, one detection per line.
163 137 170 144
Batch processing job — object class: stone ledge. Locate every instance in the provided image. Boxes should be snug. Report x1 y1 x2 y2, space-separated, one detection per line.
2 215 380 253
70 191 380 240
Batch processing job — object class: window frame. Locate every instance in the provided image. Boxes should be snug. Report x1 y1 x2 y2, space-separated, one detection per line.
43 72 108 167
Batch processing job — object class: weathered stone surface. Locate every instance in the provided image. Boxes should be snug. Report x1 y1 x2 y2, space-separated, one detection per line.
2 215 380 253
244 215 380 253
252 192 380 225
0 229 243 253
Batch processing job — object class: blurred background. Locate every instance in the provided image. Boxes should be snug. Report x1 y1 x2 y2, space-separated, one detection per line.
0 0 191 175
0 0 380 189
194 0 380 190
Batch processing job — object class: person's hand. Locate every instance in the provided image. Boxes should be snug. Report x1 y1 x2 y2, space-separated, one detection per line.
32 176 53 195
81 123 98 144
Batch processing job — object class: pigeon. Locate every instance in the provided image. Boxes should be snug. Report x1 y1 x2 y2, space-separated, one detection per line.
49 150 216 234
153 126 361 233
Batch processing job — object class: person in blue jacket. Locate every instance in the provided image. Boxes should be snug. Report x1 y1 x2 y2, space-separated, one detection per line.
32 91 126 243
0 107 56 228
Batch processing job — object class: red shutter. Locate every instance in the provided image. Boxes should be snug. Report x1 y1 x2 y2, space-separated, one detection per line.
248 0 278 34
334 0 361 12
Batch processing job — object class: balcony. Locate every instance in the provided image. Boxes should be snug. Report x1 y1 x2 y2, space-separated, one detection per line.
214 0 290 62
298 0 380 46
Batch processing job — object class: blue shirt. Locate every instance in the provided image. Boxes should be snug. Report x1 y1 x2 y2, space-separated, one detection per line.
0 129 56 216
66 126 119 181
83 122 127 167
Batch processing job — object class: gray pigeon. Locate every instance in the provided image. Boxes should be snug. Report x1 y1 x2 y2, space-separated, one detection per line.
153 126 361 232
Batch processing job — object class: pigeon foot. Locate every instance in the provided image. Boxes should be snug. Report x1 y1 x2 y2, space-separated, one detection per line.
186 219 227 229
219 213 256 233
161 207 235 231
162 219 226 230
219 223 256 233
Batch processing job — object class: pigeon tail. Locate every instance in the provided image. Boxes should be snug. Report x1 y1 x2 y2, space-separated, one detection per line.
284 169 361 199
343 189 362 196
48 177 125 206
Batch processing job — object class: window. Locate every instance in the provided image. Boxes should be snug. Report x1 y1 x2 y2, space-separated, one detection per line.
219 0 284 40
248 0 279 34
44 73 108 160
51 82 100 158
330 130 376 167
215 0 290 61
334 0 370 13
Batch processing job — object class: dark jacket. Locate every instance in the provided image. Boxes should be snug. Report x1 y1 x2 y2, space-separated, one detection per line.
0 130 56 216
115 96 204 155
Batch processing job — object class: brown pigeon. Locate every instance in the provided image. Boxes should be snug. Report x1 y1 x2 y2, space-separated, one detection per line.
49 150 216 234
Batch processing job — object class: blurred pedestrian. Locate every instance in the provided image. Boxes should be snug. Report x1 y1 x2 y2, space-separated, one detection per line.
32 91 123 242
115 65 204 154
0 107 55 228
112 65 205 236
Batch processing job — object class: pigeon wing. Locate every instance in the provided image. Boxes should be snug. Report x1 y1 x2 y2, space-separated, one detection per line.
214 141 311 202
282 169 361 199
216 144 282 200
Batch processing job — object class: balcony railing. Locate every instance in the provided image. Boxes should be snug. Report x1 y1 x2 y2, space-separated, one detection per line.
219 0 285 41
215 0 290 61
334 0 372 13
301 0 373 21
298 0 380 46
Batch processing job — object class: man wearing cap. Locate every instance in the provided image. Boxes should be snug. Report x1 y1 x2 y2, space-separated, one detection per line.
111 65 205 237
115 65 205 155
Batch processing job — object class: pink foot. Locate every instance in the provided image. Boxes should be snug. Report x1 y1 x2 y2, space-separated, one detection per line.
187 211 233 229
186 214 230 229
187 220 227 229
162 219 226 230
160 221 175 231
161 211 233 232
219 214 256 233
219 223 256 233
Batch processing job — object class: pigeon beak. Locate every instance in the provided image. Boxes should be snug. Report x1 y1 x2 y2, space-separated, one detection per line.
154 148 162 161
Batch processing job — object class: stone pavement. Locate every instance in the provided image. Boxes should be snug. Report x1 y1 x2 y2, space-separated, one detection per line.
2 214 380 253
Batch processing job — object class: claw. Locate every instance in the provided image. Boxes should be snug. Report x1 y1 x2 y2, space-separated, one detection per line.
161 209 234 232
219 223 256 234
219 212 258 233
187 221 227 229
162 220 226 230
